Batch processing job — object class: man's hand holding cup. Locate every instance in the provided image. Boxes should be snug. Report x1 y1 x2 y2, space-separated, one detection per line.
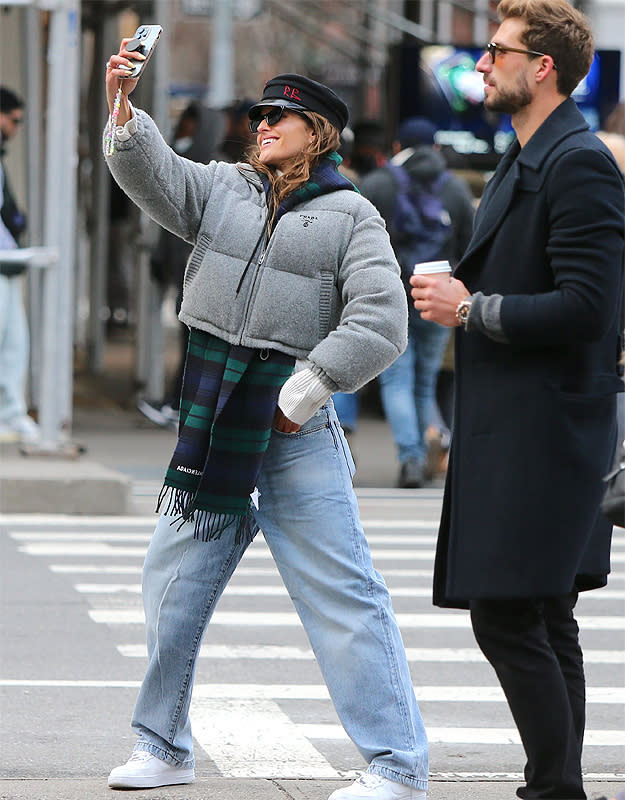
410 260 470 327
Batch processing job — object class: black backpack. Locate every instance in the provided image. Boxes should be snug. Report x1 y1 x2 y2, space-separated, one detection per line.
386 162 452 281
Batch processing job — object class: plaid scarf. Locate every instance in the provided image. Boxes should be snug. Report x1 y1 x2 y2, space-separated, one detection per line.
263 151 357 219
158 153 356 543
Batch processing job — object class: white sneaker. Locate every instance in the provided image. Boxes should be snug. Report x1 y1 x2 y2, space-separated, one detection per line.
0 414 40 444
0 423 19 443
107 749 195 789
137 399 171 427
328 773 426 800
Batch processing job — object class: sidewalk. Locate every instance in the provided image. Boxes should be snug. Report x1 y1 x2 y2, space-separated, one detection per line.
0 777 620 800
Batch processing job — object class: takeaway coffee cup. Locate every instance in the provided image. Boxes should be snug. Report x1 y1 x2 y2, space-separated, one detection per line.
413 260 452 279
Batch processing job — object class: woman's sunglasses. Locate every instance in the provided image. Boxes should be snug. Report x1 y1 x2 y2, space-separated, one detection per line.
248 106 309 133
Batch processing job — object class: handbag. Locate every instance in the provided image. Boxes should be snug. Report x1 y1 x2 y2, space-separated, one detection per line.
601 438 625 527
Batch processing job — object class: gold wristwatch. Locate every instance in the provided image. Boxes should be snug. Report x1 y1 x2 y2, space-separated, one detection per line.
455 296 473 327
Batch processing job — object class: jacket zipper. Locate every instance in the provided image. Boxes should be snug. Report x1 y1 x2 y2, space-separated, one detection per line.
239 233 272 345
235 224 267 295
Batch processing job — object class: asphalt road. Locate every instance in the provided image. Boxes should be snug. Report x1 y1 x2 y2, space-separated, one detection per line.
1 486 623 799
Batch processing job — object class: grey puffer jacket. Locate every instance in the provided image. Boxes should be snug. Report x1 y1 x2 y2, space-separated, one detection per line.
105 109 407 393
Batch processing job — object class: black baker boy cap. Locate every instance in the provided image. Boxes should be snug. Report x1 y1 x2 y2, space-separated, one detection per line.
248 73 349 132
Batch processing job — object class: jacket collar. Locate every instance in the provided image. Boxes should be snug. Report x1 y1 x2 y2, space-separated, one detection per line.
455 98 589 277
516 96 589 172
236 163 263 189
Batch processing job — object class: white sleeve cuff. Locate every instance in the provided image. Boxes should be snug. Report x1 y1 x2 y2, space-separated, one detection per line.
278 367 334 425
113 102 137 141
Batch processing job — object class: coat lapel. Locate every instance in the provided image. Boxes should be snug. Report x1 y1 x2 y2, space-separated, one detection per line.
455 145 520 275
455 98 589 279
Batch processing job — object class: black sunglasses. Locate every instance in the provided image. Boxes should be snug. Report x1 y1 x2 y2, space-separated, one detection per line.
486 41 557 69
248 106 309 133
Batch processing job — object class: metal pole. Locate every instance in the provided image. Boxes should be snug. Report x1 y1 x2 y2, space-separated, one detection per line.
208 0 234 108
23 5 43 244
88 14 112 373
23 4 45 405
135 0 170 403
438 1 453 43
473 0 490 45
40 0 81 447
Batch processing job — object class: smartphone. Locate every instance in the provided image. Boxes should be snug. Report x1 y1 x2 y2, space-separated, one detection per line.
124 24 162 79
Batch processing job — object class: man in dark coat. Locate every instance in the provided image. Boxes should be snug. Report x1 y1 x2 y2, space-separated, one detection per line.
410 2 624 798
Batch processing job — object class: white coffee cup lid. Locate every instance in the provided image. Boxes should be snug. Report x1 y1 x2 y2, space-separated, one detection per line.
413 260 452 275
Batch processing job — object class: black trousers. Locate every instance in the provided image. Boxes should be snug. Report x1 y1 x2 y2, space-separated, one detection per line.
470 593 586 800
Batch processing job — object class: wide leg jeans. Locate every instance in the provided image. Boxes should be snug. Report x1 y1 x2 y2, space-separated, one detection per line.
131 402 428 790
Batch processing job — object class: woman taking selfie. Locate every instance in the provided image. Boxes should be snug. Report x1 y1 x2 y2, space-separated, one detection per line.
104 41 428 800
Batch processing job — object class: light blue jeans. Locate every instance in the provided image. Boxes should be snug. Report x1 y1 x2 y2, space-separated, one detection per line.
378 309 450 465
0 274 29 423
132 402 428 790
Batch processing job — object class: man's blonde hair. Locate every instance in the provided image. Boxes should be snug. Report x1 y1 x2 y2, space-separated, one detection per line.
497 0 594 97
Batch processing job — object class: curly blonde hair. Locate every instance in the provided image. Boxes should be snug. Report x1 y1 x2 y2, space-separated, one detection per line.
247 110 341 226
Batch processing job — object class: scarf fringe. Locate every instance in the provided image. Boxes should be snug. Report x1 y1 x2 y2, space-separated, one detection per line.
156 485 255 545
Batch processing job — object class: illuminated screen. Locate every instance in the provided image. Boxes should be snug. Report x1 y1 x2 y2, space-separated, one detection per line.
396 44 621 168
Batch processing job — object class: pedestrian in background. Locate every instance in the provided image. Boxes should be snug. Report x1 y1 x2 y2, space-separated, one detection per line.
0 86 40 445
216 97 255 163
411 1 624 798
331 119 388 436
139 101 224 429
360 117 474 488
104 51 428 800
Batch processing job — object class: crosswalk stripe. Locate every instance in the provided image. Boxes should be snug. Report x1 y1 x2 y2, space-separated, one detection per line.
19 543 441 559
75 582 625 600
88 608 625 631
11 531 441 544
185 683 622 704
50 564 437 578
1 679 621 707
295 724 625 747
11 528 625 545
48 563 625 582
51 564 144 574
18 541 625 564
190 697 340 778
0 515 158 526
20 544 149 556
117 643 625 664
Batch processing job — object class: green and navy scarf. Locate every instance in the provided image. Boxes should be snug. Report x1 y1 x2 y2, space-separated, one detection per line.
158 153 356 543
264 151 357 220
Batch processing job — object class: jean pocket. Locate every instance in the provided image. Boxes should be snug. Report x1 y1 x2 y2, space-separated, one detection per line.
271 406 330 438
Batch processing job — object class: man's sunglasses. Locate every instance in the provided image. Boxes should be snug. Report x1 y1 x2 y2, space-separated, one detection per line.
486 41 557 69
248 106 308 133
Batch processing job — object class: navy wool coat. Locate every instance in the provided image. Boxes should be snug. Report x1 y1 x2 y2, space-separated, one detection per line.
434 98 625 609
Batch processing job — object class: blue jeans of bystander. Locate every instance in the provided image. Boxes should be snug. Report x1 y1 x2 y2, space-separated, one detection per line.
378 309 450 466
0 274 29 422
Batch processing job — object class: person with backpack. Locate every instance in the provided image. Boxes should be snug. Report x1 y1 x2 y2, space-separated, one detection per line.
359 117 474 487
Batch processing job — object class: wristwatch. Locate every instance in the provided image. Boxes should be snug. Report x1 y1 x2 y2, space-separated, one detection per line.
455 296 473 327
